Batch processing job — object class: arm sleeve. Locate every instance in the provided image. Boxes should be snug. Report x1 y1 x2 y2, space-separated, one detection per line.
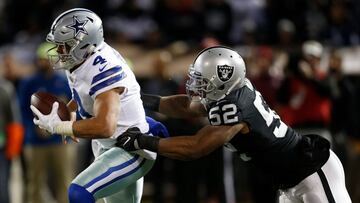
89 65 129 99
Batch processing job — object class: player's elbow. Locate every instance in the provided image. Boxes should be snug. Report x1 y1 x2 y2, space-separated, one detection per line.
100 127 115 138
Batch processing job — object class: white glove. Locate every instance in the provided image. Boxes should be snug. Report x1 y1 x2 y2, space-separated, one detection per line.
31 102 79 143
31 102 62 134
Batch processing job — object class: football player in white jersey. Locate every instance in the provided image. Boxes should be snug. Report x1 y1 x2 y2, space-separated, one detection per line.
30 8 166 203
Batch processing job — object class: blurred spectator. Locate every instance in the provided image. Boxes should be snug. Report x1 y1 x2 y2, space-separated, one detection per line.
1 0 360 201
153 0 203 44
1 50 35 90
1 0 67 46
278 40 333 142
266 0 307 43
343 75 360 202
18 42 73 203
326 50 360 202
249 46 282 108
228 0 267 44
327 51 347 139
324 1 360 46
104 0 160 46
201 0 233 44
0 75 24 203
247 46 281 203
305 0 328 40
139 51 180 203
277 19 297 49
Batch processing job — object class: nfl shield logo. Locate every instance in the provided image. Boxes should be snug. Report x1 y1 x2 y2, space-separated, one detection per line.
217 65 234 82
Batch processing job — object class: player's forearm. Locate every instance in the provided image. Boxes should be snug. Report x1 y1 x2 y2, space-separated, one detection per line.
126 131 215 161
163 124 244 160
145 125 243 161
156 136 204 161
72 117 116 139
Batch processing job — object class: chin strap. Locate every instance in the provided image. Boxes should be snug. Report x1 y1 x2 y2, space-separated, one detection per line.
215 77 242 101
226 77 242 96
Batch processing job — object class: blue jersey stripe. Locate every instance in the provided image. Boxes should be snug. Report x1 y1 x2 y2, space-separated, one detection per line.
73 88 92 119
84 155 140 189
91 66 122 85
91 159 146 195
89 72 126 96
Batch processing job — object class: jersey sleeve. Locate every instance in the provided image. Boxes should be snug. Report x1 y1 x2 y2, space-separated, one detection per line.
89 65 129 99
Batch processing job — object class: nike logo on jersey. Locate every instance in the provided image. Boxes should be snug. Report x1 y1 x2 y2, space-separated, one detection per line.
99 64 107 72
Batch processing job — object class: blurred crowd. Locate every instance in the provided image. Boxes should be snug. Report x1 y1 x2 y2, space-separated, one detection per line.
0 0 360 203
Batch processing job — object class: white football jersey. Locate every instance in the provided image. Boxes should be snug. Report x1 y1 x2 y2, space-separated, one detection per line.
66 42 149 156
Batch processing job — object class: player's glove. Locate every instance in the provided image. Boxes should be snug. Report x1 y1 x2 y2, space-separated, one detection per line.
31 102 61 134
116 127 160 152
30 102 78 143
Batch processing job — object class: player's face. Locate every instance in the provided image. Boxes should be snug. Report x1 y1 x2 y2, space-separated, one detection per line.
56 43 72 55
46 42 74 69
186 71 214 102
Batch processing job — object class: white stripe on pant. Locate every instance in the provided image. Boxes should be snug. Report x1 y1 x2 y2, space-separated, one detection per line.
278 150 351 203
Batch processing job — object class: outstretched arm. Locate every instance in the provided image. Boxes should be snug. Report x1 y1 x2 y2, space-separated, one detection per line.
142 93 206 118
157 124 244 160
117 123 245 161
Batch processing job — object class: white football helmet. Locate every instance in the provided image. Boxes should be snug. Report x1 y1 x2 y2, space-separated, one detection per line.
46 8 104 69
186 46 246 103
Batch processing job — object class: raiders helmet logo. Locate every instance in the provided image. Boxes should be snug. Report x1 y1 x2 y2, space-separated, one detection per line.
217 65 234 82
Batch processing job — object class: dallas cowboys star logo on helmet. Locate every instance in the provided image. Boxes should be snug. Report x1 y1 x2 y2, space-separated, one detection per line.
66 16 89 37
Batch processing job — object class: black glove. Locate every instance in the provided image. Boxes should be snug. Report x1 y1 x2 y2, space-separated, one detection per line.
116 127 142 151
116 127 160 152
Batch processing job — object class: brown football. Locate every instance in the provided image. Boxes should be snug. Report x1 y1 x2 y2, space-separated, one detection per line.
30 91 70 121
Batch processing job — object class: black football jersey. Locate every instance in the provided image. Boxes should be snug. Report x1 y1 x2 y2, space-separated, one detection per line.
206 79 329 188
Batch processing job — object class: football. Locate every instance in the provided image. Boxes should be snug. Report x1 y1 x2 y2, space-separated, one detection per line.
30 91 71 121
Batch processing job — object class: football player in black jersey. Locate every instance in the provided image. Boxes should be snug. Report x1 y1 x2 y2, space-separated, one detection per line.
116 46 351 203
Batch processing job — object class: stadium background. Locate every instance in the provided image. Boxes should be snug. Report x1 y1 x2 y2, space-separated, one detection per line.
0 0 360 203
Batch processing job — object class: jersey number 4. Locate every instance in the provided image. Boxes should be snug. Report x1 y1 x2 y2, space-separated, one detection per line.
253 91 287 138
